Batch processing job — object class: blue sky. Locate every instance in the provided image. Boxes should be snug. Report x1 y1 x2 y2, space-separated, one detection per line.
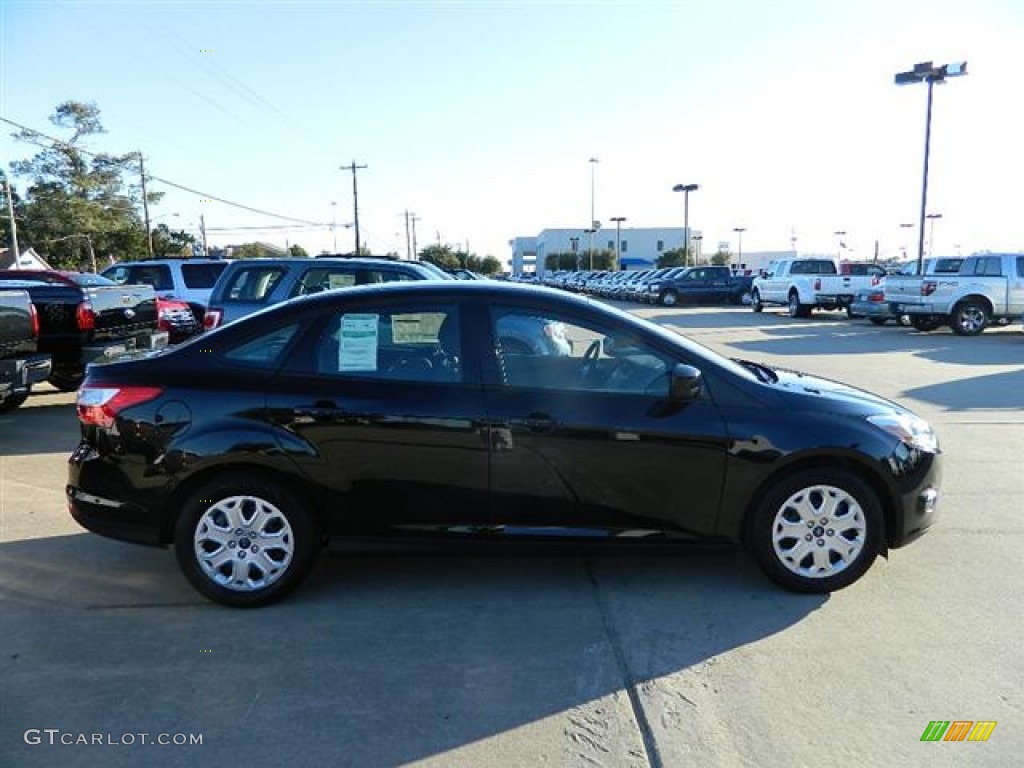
2 0 1022 264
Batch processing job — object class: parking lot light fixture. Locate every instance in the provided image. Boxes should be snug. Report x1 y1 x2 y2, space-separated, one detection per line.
926 213 943 258
610 216 626 270
672 183 699 266
732 227 746 268
894 60 967 274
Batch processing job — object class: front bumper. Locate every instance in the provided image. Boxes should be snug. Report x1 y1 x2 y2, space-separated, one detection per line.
888 449 942 548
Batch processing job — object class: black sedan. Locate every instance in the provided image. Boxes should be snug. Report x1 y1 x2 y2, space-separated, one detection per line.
68 281 941 606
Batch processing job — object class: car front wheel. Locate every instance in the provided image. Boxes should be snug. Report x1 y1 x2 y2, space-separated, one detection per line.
174 474 320 607
749 469 882 593
660 289 678 307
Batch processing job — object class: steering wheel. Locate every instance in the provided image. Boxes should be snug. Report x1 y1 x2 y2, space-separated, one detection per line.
580 339 603 382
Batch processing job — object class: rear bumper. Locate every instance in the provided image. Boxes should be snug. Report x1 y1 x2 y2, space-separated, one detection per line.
0 353 52 393
82 331 169 364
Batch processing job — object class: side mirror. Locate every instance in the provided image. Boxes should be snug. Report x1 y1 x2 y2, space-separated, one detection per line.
669 363 703 401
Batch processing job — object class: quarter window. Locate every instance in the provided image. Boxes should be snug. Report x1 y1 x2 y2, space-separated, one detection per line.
224 267 286 302
224 324 299 367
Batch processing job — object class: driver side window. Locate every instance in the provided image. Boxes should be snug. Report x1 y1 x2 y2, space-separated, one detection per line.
491 307 672 396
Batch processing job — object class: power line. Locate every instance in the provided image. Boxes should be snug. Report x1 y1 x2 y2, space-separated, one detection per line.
0 115 320 226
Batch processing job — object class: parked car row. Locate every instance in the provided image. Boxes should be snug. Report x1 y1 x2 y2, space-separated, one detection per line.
523 266 753 306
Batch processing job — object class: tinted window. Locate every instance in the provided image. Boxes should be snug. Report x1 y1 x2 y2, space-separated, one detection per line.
224 266 286 302
310 305 461 383
127 265 174 290
224 323 299 367
1017 257 1024 278
364 269 418 284
790 260 837 275
181 263 228 288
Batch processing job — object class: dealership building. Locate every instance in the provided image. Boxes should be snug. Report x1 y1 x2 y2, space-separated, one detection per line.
510 227 694 276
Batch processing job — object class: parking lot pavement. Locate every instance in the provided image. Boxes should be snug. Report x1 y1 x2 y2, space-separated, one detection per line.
2 313 1022 768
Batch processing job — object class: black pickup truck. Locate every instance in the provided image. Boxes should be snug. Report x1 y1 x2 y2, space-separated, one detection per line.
0 270 166 391
642 265 755 306
0 289 52 412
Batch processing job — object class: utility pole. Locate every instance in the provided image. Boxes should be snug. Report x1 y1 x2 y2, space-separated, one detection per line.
199 214 208 258
404 210 413 260
410 214 421 260
2 174 20 266
138 152 154 258
340 160 367 255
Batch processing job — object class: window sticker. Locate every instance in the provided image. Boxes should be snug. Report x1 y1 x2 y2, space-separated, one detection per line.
327 273 356 289
338 314 379 371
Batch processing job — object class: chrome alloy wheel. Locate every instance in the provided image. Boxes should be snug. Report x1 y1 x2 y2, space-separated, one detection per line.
770 484 866 579
193 495 295 591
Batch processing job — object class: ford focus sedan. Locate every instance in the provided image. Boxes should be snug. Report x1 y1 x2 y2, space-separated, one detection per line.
68 282 941 607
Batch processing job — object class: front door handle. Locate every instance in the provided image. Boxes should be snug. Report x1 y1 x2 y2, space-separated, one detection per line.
524 412 555 433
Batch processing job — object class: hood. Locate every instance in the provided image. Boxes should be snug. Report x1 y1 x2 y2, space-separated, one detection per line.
769 367 907 417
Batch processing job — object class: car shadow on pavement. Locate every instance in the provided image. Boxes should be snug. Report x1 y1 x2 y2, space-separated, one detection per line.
901 367 1024 412
0 389 80 457
2 532 826 767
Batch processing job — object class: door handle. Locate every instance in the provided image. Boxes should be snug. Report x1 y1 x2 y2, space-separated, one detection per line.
524 412 555 433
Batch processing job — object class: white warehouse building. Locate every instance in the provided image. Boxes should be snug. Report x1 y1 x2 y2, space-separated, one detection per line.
510 227 696 276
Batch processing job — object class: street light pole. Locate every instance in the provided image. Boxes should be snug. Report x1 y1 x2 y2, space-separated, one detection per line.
732 227 746 268
672 183 699 266
331 201 338 252
340 160 368 255
925 213 943 258
692 235 703 264
610 216 626 270
833 230 847 260
895 60 967 274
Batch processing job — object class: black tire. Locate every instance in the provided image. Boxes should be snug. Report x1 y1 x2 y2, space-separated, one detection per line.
174 473 320 607
0 388 29 413
869 317 888 326
787 292 810 319
748 468 882 593
660 289 679 307
910 315 942 332
48 370 85 392
950 300 989 337
751 289 763 313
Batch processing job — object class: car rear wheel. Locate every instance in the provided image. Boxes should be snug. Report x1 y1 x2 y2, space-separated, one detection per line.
174 474 320 607
950 300 989 336
749 469 882 593
751 290 763 313
787 292 810 319
48 369 85 392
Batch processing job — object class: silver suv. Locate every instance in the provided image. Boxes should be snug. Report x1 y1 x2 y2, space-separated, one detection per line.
102 258 231 322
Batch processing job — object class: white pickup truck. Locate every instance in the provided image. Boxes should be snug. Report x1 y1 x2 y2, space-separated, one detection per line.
751 258 884 318
884 253 1024 335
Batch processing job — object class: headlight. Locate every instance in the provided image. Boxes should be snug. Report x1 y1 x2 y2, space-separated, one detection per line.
867 413 939 453
649 283 661 290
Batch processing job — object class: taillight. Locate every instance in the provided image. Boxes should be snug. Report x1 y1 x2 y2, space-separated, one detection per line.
921 281 937 297
76 386 163 428
29 303 40 338
76 301 96 331
869 291 885 303
204 308 222 329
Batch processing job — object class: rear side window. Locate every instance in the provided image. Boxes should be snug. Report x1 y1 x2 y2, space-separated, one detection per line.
181 263 228 288
223 266 286 302
292 267 358 296
973 257 1002 277
364 269 418 284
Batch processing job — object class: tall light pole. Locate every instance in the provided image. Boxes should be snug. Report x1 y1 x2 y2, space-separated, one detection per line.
589 157 599 229
584 227 597 271
895 60 967 274
692 234 703 264
732 227 746 268
672 183 699 266
569 235 580 270
610 216 626 270
926 213 943 257
833 230 847 260
899 222 914 263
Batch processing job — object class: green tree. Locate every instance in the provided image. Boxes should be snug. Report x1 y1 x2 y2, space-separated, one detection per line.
479 255 502 275
11 101 151 269
656 247 690 268
419 244 461 270
231 242 280 259
288 244 308 258
710 248 732 266
151 223 196 258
